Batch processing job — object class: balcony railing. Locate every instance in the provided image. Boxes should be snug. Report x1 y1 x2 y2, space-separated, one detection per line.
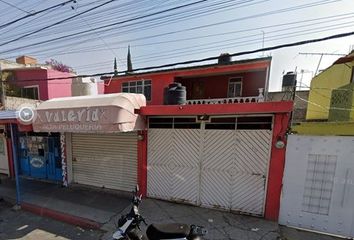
186 88 265 105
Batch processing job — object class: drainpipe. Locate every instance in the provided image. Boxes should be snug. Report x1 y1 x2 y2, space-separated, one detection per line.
10 123 21 207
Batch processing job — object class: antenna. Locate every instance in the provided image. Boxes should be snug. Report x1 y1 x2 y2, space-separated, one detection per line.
298 52 346 75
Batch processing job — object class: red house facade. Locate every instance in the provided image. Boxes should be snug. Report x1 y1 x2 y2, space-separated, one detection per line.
104 57 271 105
102 57 292 221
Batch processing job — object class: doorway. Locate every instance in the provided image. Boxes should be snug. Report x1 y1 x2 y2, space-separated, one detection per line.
18 134 62 181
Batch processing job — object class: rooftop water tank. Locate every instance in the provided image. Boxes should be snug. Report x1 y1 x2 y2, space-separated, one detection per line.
282 72 297 91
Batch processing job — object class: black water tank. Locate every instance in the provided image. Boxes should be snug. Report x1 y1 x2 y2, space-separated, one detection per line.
282 72 297 89
163 87 169 105
168 85 186 105
163 82 186 105
218 53 231 65
168 82 181 89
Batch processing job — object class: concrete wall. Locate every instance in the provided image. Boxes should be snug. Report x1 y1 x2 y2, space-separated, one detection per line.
268 90 309 123
4 96 40 110
72 77 100 96
0 60 25 70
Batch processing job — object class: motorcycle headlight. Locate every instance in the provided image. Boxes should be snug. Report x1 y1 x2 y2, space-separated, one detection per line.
133 205 139 215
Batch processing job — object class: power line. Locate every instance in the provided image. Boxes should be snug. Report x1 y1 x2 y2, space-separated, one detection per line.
53 11 354 58
4 29 354 83
3 0 264 58
0 0 118 47
0 0 31 14
296 94 354 111
0 0 337 55
131 20 354 61
0 0 75 30
0 0 207 49
63 20 354 72
299 52 346 56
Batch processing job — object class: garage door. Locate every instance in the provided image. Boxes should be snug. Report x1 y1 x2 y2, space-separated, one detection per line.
147 116 273 216
72 132 137 191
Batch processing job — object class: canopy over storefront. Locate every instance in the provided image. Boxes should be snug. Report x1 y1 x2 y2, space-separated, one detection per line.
33 93 146 133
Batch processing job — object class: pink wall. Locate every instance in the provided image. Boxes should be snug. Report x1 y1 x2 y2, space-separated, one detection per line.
46 69 72 99
14 69 49 100
14 68 73 100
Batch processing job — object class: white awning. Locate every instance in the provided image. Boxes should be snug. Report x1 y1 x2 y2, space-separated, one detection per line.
32 93 146 133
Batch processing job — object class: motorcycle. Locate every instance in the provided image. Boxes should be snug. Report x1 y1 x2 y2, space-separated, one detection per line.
112 185 207 240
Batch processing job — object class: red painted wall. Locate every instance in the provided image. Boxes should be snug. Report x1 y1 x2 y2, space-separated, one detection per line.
264 112 290 221
177 70 266 99
13 68 73 100
104 60 270 105
138 102 293 221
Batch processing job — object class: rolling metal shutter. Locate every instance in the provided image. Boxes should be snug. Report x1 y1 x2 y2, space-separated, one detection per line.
72 132 137 192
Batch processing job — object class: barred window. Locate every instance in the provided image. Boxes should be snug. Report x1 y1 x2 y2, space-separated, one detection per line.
122 80 151 101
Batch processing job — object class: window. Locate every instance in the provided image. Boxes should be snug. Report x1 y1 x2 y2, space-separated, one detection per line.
205 117 236 130
21 86 39 100
227 77 242 97
122 80 151 101
236 116 273 130
149 117 200 129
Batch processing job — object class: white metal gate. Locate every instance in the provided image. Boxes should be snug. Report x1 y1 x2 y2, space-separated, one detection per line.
279 135 354 238
147 126 272 215
72 133 137 192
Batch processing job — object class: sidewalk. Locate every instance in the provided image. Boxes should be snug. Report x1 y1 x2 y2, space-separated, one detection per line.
0 177 342 240
0 177 131 229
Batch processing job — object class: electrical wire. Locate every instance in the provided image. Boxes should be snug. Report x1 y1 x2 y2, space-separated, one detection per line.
26 11 354 61
0 0 118 47
0 0 31 14
71 20 353 70
0 0 75 30
0 0 339 55
2 29 354 83
0 0 207 49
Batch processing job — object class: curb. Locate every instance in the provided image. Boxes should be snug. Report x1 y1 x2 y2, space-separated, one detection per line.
20 202 102 230
1 196 102 230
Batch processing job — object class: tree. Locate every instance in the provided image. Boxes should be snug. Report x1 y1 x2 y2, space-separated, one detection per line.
45 59 73 73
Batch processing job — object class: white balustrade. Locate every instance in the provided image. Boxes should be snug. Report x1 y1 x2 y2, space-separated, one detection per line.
186 88 265 105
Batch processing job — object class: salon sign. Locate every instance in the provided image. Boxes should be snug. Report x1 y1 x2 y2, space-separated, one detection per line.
44 108 102 123
33 107 120 133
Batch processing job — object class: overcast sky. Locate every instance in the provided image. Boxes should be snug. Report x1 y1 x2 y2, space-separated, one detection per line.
0 0 353 91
